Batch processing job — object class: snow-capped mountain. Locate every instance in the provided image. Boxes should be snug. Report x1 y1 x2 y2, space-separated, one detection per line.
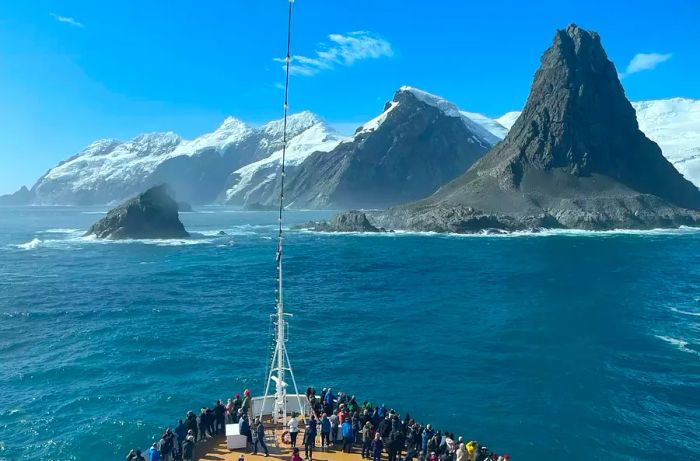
472 98 700 188
459 111 509 139
280 86 497 209
28 112 334 205
632 98 700 188
222 112 344 206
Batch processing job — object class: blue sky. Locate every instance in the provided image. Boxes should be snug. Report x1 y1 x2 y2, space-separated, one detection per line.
1 0 699 194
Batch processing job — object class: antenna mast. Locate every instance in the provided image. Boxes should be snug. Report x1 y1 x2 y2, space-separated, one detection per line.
260 0 305 427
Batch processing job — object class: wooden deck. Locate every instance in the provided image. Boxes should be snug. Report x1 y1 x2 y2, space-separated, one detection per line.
197 427 360 461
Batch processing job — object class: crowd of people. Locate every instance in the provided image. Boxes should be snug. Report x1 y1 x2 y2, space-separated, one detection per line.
125 386 509 461
125 389 257 461
299 387 509 461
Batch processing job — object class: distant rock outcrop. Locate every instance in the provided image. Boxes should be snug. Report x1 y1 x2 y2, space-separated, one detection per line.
302 210 384 232
0 186 33 205
377 24 700 232
85 185 190 239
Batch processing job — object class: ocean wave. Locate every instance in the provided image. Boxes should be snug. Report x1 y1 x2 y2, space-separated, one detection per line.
15 238 42 250
669 306 700 317
655 335 700 356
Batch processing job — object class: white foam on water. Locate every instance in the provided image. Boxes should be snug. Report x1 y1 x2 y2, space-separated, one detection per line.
79 236 212 246
669 306 700 317
80 211 107 215
41 228 82 234
655 335 700 356
15 238 42 250
300 226 700 239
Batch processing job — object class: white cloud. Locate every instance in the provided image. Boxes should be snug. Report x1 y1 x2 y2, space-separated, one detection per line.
275 31 393 77
50 13 84 28
619 52 672 78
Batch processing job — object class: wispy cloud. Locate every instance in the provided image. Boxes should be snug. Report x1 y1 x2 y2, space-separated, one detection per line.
619 52 672 78
50 13 84 28
275 31 393 77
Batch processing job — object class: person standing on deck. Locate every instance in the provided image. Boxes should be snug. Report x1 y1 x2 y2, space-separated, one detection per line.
214 400 226 433
371 433 384 461
320 413 331 447
342 418 354 453
148 443 160 461
233 393 242 417
199 408 209 441
158 430 174 461
182 431 195 461
288 415 300 448
253 418 270 456
352 412 361 444
174 420 186 458
361 421 373 459
456 443 467 461
185 411 198 443
329 412 339 445
304 413 318 460
239 413 252 448
323 388 334 416
242 389 252 419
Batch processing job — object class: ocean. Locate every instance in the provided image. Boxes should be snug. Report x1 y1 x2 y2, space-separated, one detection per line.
0 206 698 460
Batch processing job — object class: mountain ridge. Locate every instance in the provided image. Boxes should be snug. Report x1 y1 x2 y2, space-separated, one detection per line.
372 24 700 232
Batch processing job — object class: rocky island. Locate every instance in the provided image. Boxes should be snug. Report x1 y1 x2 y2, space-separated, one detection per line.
301 210 384 233
317 25 700 233
85 185 190 239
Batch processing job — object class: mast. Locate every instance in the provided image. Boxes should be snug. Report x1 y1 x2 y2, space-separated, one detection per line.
259 0 305 427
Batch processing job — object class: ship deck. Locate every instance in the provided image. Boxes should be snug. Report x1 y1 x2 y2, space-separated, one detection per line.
198 426 358 461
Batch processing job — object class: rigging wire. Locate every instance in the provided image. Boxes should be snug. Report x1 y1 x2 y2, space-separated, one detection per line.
276 0 293 310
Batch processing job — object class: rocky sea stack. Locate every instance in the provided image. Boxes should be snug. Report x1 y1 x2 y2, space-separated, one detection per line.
85 185 190 239
302 210 383 233
374 24 700 232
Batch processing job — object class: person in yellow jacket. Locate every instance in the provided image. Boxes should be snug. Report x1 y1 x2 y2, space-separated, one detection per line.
466 441 477 461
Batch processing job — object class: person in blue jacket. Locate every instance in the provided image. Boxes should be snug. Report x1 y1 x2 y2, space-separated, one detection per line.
342 419 354 453
321 413 331 447
304 413 318 460
324 388 335 415
148 443 160 461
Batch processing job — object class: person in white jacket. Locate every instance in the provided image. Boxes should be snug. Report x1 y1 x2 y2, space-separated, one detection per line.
288 416 300 448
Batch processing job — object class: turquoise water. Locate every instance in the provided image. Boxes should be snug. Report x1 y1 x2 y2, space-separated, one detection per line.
1 207 699 461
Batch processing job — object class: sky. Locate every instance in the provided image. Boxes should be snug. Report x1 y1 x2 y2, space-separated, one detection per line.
0 0 699 195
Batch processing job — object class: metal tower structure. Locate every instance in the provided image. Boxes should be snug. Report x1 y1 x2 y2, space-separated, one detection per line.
259 0 306 427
